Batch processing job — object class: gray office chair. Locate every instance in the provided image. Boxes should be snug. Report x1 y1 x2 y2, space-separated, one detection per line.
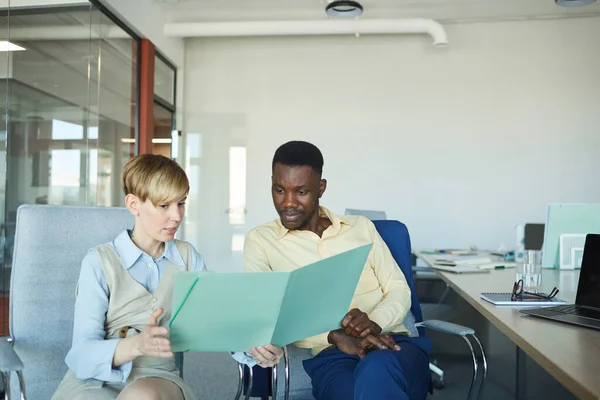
0 204 184 399
344 209 387 221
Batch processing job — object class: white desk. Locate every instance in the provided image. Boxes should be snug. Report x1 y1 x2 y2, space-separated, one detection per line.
415 250 600 400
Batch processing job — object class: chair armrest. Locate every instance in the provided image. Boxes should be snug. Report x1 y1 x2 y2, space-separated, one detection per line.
0 338 23 373
416 319 475 336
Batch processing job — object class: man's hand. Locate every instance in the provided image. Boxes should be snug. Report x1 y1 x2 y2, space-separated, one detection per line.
328 329 400 359
341 308 382 338
250 344 284 368
135 308 173 359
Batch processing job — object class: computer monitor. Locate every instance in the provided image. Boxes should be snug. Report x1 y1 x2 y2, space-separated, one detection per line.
344 209 387 221
541 203 600 268
576 234 600 309
524 223 545 250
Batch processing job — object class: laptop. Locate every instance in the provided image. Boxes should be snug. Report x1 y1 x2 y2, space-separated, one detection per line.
520 234 600 330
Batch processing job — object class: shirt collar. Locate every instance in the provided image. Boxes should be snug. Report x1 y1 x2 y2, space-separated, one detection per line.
113 229 186 269
275 206 352 240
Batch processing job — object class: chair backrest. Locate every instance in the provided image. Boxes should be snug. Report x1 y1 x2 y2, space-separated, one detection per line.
9 204 134 399
372 220 424 336
344 209 387 221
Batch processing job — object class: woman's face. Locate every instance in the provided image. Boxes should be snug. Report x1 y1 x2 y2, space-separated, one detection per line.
135 196 187 243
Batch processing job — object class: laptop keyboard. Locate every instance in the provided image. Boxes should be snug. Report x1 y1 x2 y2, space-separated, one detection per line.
545 305 600 319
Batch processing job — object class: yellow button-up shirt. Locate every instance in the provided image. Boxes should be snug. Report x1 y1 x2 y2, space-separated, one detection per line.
243 206 411 355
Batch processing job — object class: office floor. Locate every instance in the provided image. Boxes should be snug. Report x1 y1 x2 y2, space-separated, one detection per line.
426 354 577 400
428 355 511 400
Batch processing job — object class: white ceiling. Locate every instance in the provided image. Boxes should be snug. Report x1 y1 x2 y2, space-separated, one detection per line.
156 0 600 23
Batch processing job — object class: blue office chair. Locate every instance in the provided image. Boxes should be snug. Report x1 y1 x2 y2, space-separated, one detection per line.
237 220 488 400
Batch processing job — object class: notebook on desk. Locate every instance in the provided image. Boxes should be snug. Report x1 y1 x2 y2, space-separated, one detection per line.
481 292 566 307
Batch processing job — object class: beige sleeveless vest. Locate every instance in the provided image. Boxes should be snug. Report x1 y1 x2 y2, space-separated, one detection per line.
98 240 195 391
52 239 197 400
98 240 189 338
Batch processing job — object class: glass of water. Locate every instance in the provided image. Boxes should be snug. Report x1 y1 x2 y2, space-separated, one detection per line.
516 250 543 293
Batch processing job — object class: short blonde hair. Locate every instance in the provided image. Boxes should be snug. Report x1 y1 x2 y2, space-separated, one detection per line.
121 154 189 205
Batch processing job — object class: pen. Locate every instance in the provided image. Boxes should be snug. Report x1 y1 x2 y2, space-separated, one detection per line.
494 265 506 269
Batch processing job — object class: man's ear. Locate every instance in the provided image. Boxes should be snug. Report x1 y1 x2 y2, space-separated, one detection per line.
318 179 327 199
125 194 140 217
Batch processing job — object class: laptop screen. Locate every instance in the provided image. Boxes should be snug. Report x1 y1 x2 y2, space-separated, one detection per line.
576 234 600 309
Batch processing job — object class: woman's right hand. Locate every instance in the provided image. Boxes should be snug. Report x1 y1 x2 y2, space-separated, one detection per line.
134 308 174 358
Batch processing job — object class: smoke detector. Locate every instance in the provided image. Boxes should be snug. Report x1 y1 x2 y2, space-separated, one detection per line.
325 0 363 18
555 0 597 6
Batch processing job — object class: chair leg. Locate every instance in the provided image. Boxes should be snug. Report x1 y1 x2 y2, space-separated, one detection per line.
1 372 10 400
272 364 278 400
471 334 487 400
245 367 253 400
283 346 290 400
429 362 445 389
235 364 243 400
461 335 478 400
461 334 488 400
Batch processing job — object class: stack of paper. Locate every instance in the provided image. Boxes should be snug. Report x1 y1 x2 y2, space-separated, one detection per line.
434 257 492 266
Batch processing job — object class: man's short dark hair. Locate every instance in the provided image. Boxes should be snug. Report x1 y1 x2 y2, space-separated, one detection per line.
272 141 324 175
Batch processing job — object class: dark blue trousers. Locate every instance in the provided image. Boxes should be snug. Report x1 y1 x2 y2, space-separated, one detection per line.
303 335 432 400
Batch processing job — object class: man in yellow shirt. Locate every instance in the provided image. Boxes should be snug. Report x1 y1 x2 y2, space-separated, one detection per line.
244 141 432 400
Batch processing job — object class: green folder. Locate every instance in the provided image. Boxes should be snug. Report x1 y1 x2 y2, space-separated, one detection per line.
169 243 373 352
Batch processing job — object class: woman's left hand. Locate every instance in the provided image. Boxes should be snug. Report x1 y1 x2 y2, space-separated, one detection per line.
250 344 284 368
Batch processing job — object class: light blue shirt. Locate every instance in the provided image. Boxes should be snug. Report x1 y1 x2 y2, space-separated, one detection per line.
66 230 254 383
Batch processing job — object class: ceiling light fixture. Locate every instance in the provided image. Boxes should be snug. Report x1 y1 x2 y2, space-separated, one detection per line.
0 41 25 52
152 138 172 144
120 138 173 144
555 0 597 6
326 0 363 18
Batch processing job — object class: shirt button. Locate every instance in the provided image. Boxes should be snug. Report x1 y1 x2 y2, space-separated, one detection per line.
152 298 157 303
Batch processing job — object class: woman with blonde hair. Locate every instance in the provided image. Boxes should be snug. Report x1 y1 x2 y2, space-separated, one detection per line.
53 154 282 399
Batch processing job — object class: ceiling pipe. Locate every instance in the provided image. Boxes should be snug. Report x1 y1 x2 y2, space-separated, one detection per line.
164 18 449 46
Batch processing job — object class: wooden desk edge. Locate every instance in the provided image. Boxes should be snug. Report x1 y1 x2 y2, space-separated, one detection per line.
432 269 598 400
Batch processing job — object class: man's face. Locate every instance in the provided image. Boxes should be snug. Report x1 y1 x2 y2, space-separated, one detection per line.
271 163 326 230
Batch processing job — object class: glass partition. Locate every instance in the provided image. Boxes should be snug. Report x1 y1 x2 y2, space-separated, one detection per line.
0 0 9 339
155 53 175 105
153 101 174 158
0 3 140 337
153 52 176 158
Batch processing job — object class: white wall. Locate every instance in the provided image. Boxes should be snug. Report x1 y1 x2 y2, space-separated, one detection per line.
183 17 600 256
